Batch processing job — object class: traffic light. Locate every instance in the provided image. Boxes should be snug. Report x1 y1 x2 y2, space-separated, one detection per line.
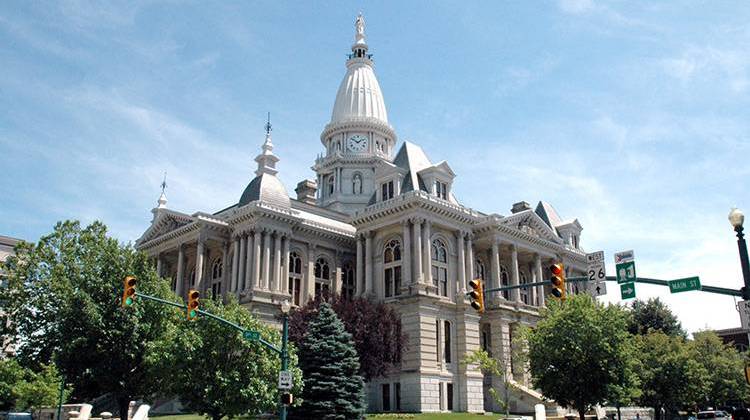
187 289 200 320
550 263 566 300
468 279 484 313
121 276 137 307
281 393 293 405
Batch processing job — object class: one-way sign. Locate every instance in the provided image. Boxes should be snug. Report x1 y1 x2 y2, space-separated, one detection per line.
589 280 607 297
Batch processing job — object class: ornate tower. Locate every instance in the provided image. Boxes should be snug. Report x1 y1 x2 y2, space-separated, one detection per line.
313 13 397 215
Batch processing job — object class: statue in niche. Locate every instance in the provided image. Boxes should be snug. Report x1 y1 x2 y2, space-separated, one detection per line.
352 173 363 194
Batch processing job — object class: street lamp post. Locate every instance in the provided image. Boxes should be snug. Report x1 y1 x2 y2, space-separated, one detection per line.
729 207 750 300
279 299 291 420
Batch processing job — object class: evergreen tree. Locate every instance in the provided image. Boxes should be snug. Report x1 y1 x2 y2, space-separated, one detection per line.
292 302 365 419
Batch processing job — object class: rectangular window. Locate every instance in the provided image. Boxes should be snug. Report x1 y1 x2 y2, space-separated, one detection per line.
382 383 391 412
385 268 393 298
289 277 301 305
395 383 401 411
447 383 453 411
435 319 440 362
444 320 452 364
481 326 492 356
439 267 447 297
436 181 448 199
394 266 401 296
381 180 394 201
439 382 444 411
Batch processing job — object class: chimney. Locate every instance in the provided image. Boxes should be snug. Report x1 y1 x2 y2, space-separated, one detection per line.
295 179 317 205
511 201 531 214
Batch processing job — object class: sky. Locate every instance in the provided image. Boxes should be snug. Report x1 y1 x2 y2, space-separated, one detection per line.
2 0 750 334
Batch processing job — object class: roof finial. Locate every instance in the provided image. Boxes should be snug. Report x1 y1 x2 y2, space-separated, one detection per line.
265 111 272 136
157 171 168 209
255 113 279 176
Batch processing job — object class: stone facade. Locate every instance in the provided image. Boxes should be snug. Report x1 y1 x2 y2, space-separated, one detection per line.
136 15 588 414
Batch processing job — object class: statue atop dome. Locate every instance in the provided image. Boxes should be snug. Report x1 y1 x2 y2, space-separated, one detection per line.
355 13 365 43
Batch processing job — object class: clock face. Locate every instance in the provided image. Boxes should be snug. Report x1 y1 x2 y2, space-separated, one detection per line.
347 134 368 153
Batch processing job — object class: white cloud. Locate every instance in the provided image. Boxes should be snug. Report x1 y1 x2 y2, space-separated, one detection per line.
661 46 750 93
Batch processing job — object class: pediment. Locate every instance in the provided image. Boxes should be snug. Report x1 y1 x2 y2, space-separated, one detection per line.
136 210 195 246
502 210 562 244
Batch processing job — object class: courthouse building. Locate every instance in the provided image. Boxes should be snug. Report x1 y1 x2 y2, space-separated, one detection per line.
136 15 588 414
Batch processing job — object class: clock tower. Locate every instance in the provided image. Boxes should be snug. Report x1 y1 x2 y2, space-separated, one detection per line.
312 13 396 215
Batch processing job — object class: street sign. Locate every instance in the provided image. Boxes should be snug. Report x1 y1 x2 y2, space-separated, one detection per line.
586 251 606 296
243 330 260 341
739 300 750 329
668 276 701 294
615 250 636 284
620 282 636 299
588 280 607 297
278 370 293 390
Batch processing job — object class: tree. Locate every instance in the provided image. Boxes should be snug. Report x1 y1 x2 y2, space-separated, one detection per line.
690 331 749 406
0 359 71 413
288 293 405 381
463 349 515 417
292 302 365 419
526 294 639 420
634 332 708 420
0 221 178 420
150 297 302 420
628 298 686 338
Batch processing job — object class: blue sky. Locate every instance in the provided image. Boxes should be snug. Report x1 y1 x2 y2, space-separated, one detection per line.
2 0 750 333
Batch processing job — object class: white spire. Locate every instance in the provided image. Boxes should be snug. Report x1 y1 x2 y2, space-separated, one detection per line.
157 172 167 209
254 112 279 176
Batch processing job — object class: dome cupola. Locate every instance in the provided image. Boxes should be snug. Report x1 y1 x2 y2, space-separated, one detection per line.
238 116 291 209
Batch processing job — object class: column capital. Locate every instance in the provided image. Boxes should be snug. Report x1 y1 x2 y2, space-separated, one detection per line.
409 216 425 225
400 218 411 228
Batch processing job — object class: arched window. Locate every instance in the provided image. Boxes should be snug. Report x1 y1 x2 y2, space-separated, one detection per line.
519 271 529 305
431 239 448 297
342 262 356 300
288 252 302 305
384 239 402 298
314 257 331 299
211 258 223 299
474 259 486 281
352 172 363 195
327 176 335 196
189 267 196 287
499 264 510 300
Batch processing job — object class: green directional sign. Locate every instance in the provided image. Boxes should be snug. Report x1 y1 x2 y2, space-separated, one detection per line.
616 261 636 284
620 282 636 299
243 330 260 341
669 276 701 293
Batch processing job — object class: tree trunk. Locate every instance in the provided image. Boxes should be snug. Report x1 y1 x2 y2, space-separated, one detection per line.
617 405 621 420
579 408 587 420
211 413 223 420
117 396 130 420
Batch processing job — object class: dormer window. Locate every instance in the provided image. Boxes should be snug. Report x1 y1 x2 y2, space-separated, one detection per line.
381 180 394 201
435 181 448 200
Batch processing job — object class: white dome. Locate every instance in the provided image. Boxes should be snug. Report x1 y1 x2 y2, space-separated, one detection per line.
330 59 388 124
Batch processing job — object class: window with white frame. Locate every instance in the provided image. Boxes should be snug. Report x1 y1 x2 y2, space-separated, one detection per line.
519 271 529 304
384 239 402 298
342 262 355 300
381 180 394 201
288 252 302 306
435 180 448 200
500 264 510 300
314 257 331 299
431 239 448 297
211 258 223 299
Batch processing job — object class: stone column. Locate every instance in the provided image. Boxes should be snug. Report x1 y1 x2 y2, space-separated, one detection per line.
413 219 423 284
465 235 474 285
273 232 282 292
491 241 500 293
262 230 271 290
176 245 185 297
510 244 520 302
195 240 205 290
536 255 545 306
252 230 261 288
237 235 246 292
365 232 373 295
282 235 290 294
423 220 432 287
401 220 412 288
156 254 163 277
244 233 253 291
527 261 536 306
221 242 229 296
231 236 240 292
356 235 364 296
306 243 316 301
456 231 466 302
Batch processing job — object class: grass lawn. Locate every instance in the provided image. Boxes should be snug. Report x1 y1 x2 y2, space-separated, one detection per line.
153 412 505 420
